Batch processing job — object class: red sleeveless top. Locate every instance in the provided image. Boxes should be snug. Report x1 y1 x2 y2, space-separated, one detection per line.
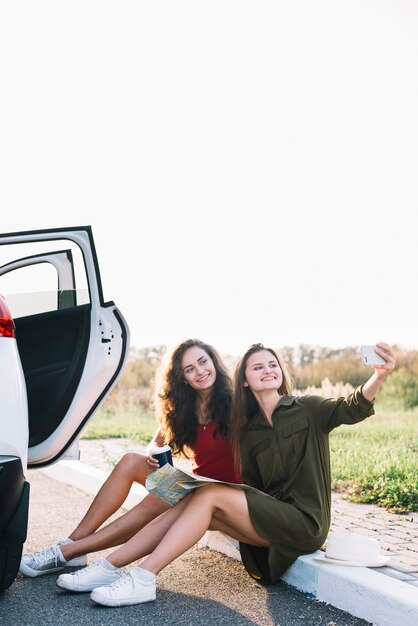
190 421 242 484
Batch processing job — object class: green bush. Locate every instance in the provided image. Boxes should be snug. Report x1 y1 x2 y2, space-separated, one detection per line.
344 471 417 513
377 368 418 410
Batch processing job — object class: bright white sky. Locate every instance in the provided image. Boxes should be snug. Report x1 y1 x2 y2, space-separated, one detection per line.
1 1 417 356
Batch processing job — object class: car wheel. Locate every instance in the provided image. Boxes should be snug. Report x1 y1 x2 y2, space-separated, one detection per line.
0 544 23 591
0 470 30 592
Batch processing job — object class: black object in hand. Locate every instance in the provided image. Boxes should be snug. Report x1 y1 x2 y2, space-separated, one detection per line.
152 445 173 467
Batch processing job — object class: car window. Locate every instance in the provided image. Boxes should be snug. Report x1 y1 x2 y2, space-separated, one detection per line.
0 239 89 319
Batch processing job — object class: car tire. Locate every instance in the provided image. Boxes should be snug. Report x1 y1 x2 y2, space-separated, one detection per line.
0 544 23 592
0 466 30 593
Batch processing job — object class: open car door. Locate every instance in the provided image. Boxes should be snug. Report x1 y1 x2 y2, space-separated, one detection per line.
0 225 130 467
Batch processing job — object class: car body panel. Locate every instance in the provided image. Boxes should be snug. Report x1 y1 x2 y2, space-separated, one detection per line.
0 337 29 472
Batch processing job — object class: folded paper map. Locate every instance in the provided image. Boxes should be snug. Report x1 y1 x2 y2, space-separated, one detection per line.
145 463 267 506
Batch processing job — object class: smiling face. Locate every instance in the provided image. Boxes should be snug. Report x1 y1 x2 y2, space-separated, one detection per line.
181 346 217 392
244 349 283 393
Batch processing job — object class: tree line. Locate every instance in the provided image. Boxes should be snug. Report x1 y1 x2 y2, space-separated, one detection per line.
113 344 418 411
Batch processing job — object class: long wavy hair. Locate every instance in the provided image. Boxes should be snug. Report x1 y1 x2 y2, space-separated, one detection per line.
230 343 293 469
153 339 233 457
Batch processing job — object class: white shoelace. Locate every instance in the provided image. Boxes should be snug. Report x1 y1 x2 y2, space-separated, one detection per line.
31 545 61 567
67 559 104 578
106 571 134 591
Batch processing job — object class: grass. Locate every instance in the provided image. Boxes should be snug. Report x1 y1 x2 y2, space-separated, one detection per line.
81 400 418 513
81 400 157 444
330 404 418 513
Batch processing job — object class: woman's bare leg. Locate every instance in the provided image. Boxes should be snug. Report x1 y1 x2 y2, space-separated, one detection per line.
140 484 270 574
67 453 151 541
207 515 260 542
105 485 269 571
60 494 171 561
105 498 192 567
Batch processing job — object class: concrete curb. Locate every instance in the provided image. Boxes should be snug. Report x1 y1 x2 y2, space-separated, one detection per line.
40 460 418 626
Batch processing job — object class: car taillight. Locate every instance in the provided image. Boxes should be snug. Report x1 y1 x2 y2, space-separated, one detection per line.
0 294 16 338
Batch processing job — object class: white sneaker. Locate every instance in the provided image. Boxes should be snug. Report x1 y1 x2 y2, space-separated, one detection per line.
90 569 156 607
56 559 121 592
19 539 87 577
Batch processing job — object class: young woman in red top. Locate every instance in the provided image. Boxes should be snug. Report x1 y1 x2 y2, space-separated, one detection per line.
20 339 241 579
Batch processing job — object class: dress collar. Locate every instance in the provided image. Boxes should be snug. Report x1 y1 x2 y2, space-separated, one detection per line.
249 394 297 426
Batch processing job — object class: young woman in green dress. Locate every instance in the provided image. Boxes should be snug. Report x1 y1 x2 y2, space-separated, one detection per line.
58 341 395 606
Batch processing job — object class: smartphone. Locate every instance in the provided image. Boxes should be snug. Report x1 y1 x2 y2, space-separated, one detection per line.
361 345 386 366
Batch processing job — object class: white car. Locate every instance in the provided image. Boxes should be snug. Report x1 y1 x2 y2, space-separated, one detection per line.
0 226 130 592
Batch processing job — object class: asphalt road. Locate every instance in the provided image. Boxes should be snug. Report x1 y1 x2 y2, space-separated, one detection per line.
0 471 372 626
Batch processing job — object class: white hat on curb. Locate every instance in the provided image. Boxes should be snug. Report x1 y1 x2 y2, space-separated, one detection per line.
314 531 391 567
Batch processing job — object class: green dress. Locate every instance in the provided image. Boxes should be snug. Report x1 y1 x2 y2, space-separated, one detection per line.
239 386 375 584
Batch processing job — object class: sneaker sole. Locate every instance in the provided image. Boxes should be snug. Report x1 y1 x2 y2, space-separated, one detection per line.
90 591 156 607
56 576 121 593
19 562 65 577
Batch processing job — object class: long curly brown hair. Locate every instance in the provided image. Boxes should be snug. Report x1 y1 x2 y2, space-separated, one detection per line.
153 339 233 457
230 343 293 469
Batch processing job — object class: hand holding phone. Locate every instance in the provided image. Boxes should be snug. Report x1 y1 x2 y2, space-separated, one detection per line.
361 345 386 366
